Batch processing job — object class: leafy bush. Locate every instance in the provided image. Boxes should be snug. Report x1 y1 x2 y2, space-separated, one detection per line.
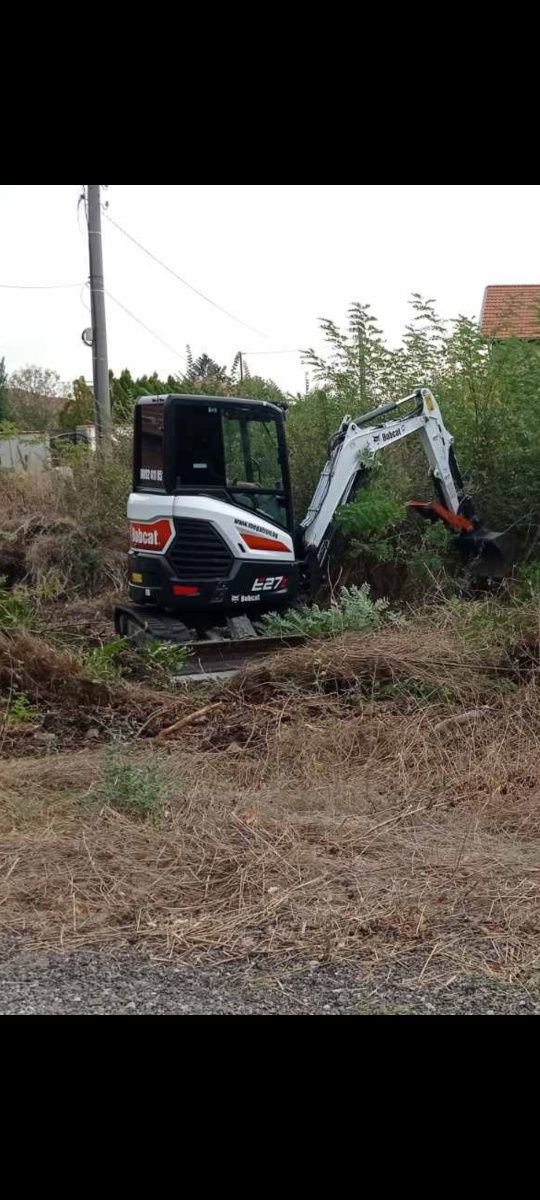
335 487 406 565
4 365 70 431
408 522 451 577
260 583 392 638
336 489 404 540
287 389 348 517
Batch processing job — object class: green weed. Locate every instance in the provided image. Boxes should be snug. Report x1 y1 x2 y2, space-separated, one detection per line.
99 760 168 819
6 691 40 725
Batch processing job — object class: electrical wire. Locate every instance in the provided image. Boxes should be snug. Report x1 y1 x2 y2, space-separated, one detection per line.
0 282 83 290
240 348 301 355
81 192 304 368
105 289 187 364
80 281 91 314
104 211 269 340
77 186 87 233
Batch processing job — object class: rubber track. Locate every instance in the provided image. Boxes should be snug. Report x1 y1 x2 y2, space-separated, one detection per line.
113 604 305 676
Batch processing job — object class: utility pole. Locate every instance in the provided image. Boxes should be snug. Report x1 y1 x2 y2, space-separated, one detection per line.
86 185 112 450
239 351 244 383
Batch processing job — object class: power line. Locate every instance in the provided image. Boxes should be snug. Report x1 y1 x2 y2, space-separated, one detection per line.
241 348 301 356
104 211 269 340
0 282 83 290
105 289 187 364
77 186 88 233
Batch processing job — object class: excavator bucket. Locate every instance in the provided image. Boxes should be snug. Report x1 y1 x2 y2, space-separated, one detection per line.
457 528 517 579
407 500 516 579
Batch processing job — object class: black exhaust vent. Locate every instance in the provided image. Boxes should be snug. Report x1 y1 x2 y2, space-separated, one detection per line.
167 518 233 580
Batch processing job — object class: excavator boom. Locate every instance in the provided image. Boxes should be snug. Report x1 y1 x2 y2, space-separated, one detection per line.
299 388 512 579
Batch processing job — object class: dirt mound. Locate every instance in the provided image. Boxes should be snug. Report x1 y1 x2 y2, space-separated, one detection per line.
0 628 109 707
0 629 192 748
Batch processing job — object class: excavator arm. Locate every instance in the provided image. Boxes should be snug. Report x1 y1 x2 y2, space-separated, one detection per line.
300 388 511 577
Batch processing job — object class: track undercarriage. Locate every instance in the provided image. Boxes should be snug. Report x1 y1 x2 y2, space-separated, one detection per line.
114 603 305 677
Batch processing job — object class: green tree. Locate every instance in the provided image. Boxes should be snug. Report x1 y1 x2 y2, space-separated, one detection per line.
107 369 170 420
59 377 95 429
109 368 135 418
440 328 540 536
232 374 287 403
302 303 394 410
106 354 287 416
6 365 70 430
183 350 233 394
133 372 170 396
286 387 344 516
187 352 228 383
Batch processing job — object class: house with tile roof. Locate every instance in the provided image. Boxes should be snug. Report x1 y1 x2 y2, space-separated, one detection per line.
480 285 540 341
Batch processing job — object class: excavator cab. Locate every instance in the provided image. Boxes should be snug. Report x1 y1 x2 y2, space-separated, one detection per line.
123 395 299 628
134 394 294 532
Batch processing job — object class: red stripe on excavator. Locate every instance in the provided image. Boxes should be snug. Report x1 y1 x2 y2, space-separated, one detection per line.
407 500 475 532
241 532 290 552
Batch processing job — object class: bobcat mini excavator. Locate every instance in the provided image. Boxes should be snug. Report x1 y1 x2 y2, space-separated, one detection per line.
114 388 511 673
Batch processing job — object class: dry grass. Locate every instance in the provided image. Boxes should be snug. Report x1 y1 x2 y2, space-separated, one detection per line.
1 617 540 981
232 626 506 700
0 458 127 594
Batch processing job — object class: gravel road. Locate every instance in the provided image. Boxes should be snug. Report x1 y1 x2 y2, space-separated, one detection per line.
1 946 539 1014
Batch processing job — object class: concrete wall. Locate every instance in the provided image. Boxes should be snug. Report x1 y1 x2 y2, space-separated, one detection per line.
0 436 51 473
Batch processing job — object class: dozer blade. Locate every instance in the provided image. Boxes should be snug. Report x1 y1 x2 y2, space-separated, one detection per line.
458 529 516 579
114 603 306 677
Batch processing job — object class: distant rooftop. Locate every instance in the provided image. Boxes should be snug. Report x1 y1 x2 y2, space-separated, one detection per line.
480 285 540 339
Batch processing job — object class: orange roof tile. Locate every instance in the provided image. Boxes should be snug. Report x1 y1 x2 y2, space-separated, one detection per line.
480 285 540 339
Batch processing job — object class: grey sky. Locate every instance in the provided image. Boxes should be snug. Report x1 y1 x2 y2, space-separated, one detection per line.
1 184 539 395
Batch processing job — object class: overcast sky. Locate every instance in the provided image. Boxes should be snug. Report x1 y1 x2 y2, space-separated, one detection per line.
1 184 539 395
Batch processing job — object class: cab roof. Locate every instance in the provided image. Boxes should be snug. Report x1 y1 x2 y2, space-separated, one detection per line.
135 393 288 413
